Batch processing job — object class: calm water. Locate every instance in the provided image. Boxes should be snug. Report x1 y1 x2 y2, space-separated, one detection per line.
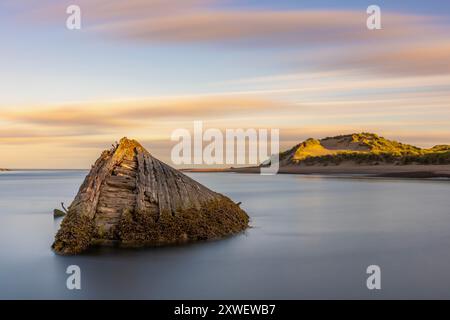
0 170 450 299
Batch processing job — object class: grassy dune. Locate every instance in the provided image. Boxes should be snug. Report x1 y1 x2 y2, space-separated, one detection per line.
278 133 450 166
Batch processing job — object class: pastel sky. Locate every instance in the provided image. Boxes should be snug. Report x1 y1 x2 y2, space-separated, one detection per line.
1 0 450 168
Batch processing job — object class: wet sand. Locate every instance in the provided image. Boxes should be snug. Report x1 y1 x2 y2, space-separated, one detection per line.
183 164 450 178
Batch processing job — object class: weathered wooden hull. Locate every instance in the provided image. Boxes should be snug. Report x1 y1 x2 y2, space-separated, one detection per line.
52 138 249 255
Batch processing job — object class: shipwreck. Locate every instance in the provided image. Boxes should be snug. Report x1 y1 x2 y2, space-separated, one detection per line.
52 137 249 255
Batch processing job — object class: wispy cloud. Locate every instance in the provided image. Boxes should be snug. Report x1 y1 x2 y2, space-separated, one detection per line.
17 1 437 46
8 0 212 22
318 39 450 76
93 10 432 45
0 95 278 132
13 0 450 78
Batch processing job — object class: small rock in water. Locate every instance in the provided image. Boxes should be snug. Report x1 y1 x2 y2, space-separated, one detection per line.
53 209 66 218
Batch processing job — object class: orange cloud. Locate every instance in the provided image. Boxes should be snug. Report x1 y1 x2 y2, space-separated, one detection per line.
10 1 449 78
11 1 438 45
323 40 450 76
10 0 212 22
0 95 278 129
93 10 433 45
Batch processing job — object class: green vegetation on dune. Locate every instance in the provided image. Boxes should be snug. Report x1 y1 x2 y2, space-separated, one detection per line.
326 133 422 155
293 138 336 161
300 150 450 166
277 133 450 166
429 145 450 152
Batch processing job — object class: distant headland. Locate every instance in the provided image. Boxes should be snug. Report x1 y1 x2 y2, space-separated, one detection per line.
184 133 450 178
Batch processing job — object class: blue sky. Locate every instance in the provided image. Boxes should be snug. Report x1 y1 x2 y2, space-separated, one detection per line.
1 0 449 104
0 1 449 168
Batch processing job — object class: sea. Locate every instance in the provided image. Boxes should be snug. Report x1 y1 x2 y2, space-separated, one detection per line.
0 170 449 299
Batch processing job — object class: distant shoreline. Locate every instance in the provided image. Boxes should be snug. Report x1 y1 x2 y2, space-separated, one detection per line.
0 169 88 172
3 166 450 179
182 164 450 179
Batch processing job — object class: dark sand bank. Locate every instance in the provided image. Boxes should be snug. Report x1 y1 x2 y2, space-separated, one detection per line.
182 164 450 179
